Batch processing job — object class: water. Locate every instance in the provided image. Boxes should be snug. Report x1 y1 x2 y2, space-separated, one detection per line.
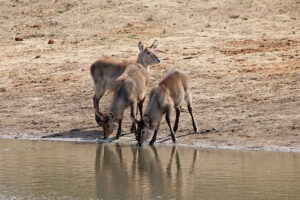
0 139 300 200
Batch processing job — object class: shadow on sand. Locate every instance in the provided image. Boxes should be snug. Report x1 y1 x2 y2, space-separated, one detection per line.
41 125 202 144
41 126 104 140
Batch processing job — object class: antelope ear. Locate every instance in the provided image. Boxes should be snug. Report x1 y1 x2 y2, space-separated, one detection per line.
108 112 117 121
138 41 144 52
150 40 157 49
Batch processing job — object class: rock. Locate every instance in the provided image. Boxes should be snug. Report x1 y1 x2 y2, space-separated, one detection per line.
32 24 41 28
15 37 24 41
48 39 55 44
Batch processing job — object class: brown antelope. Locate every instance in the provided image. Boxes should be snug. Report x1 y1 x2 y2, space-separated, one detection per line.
136 70 199 145
95 63 149 139
90 40 160 126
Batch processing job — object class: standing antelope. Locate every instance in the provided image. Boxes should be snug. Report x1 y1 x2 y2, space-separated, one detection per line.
95 62 149 139
90 41 160 126
136 70 199 146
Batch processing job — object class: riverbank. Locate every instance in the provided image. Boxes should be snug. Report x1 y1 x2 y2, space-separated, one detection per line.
0 0 299 152
1 134 300 153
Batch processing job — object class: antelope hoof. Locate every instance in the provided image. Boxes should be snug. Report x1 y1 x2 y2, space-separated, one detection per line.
194 128 199 133
102 136 107 139
138 142 143 147
171 137 176 143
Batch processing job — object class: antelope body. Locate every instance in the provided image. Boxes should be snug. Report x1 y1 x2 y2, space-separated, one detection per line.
96 63 149 139
91 41 159 125
137 70 199 145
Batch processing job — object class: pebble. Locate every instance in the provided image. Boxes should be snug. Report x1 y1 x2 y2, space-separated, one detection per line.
48 39 55 44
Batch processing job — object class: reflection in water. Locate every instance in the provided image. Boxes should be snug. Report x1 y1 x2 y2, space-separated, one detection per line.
95 144 184 199
0 139 300 200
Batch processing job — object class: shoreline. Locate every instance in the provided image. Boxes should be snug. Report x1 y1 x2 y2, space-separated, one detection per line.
1 135 299 153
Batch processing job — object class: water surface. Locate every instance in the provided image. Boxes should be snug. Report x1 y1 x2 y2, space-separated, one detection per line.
0 139 299 200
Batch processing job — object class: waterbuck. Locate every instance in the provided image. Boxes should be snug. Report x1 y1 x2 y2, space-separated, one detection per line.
136 70 199 145
91 40 160 126
95 62 149 139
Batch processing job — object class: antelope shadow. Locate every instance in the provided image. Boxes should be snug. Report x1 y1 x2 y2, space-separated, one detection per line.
41 126 104 140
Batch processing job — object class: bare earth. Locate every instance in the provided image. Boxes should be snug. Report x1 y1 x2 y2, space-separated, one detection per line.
0 0 299 151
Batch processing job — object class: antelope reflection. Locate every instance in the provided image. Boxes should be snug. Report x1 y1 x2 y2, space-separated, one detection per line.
94 144 197 199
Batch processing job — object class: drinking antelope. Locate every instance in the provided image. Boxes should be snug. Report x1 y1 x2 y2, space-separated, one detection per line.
95 62 150 139
136 70 199 145
90 41 160 126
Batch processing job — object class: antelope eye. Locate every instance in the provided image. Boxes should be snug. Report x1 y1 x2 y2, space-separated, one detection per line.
141 130 145 134
146 52 150 54
106 125 110 128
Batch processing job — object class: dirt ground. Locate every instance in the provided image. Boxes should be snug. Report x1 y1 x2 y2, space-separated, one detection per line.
0 0 299 151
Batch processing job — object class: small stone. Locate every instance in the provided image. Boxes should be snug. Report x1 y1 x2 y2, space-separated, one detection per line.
48 39 55 44
32 24 41 28
35 55 41 59
15 37 24 41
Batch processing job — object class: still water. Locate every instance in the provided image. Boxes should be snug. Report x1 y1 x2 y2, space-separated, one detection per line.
0 139 299 200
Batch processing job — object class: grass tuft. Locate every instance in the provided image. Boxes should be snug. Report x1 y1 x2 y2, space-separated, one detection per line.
229 15 239 19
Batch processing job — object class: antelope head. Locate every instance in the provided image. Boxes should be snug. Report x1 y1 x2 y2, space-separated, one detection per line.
95 110 119 138
137 40 160 68
136 115 154 145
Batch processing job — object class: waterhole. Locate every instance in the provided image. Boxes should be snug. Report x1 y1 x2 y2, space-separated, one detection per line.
0 139 299 200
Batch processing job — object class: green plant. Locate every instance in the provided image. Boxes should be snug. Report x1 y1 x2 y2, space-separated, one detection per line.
229 15 239 19
128 34 137 39
58 7 70 14
205 23 211 28
100 37 108 41
146 15 153 22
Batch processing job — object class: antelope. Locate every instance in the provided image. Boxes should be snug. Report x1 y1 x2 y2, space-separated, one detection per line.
90 40 160 126
136 70 199 146
95 62 149 139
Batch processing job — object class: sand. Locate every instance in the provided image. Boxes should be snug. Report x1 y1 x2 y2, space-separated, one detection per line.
0 0 299 151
